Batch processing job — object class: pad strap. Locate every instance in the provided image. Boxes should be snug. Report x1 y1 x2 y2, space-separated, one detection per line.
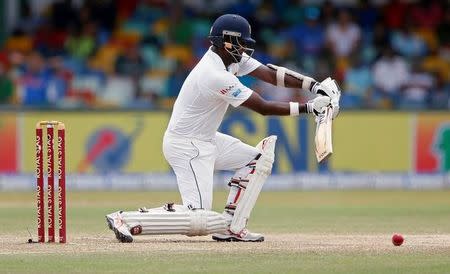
228 178 248 189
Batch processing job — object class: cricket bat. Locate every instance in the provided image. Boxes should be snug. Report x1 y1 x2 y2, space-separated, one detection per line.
315 106 333 163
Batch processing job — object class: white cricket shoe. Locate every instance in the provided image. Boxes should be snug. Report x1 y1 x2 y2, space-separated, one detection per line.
106 211 133 243
212 228 264 242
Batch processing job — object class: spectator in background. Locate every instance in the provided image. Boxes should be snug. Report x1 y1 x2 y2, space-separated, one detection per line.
226 0 256 19
16 1 41 35
0 0 448 112
116 0 139 21
190 18 213 60
371 21 389 59
356 0 379 34
320 1 336 26
7 51 26 80
87 0 117 32
141 25 163 50
421 47 450 84
50 0 77 31
115 44 146 78
437 6 450 47
400 62 435 109
384 0 408 30
342 50 373 108
372 46 409 108
282 6 325 73
5 29 34 55
410 0 444 30
75 4 93 30
33 23 67 57
390 20 427 59
429 73 450 110
281 0 306 26
166 61 188 98
168 4 193 45
0 51 9 71
100 75 135 107
65 22 97 60
17 52 48 105
115 43 147 100
0 62 14 104
326 8 361 58
17 52 65 106
47 56 72 86
252 2 278 50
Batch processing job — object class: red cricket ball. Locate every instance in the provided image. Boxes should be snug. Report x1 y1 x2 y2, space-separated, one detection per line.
392 234 404 246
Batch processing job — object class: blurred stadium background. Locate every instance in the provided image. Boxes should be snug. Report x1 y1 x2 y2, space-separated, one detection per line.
0 0 449 191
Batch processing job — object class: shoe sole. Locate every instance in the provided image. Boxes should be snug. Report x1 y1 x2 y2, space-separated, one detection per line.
212 235 264 242
105 216 133 243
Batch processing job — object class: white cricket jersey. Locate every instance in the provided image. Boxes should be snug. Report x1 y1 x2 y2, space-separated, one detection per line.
166 47 261 141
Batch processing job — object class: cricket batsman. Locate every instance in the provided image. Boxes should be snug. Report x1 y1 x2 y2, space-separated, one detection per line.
107 14 341 242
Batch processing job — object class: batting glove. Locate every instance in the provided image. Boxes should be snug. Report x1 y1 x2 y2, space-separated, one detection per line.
306 96 331 116
318 77 341 119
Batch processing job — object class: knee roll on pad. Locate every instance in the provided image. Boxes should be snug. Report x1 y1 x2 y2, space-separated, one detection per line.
187 209 227 236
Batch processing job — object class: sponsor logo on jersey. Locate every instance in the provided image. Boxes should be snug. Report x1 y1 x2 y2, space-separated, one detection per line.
219 84 236 95
232 89 242 97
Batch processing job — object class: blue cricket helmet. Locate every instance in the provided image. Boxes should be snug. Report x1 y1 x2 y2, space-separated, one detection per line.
208 14 255 62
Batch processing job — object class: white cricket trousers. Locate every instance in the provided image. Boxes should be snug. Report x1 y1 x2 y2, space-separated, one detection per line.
163 131 259 210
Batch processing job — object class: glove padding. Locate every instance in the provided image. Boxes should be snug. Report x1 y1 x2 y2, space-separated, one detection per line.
306 96 331 116
317 77 341 119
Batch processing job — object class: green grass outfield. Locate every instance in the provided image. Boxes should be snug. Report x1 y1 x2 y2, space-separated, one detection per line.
1 191 450 273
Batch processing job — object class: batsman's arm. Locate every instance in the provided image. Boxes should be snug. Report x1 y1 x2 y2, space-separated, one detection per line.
249 64 341 119
241 91 330 116
249 64 318 93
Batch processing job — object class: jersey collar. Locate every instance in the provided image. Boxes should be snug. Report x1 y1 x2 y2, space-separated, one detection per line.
207 47 227 71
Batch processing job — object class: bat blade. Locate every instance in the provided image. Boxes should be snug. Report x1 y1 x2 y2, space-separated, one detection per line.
315 106 333 163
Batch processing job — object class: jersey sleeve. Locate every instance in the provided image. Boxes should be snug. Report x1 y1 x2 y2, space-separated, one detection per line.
203 71 253 107
235 53 262 76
